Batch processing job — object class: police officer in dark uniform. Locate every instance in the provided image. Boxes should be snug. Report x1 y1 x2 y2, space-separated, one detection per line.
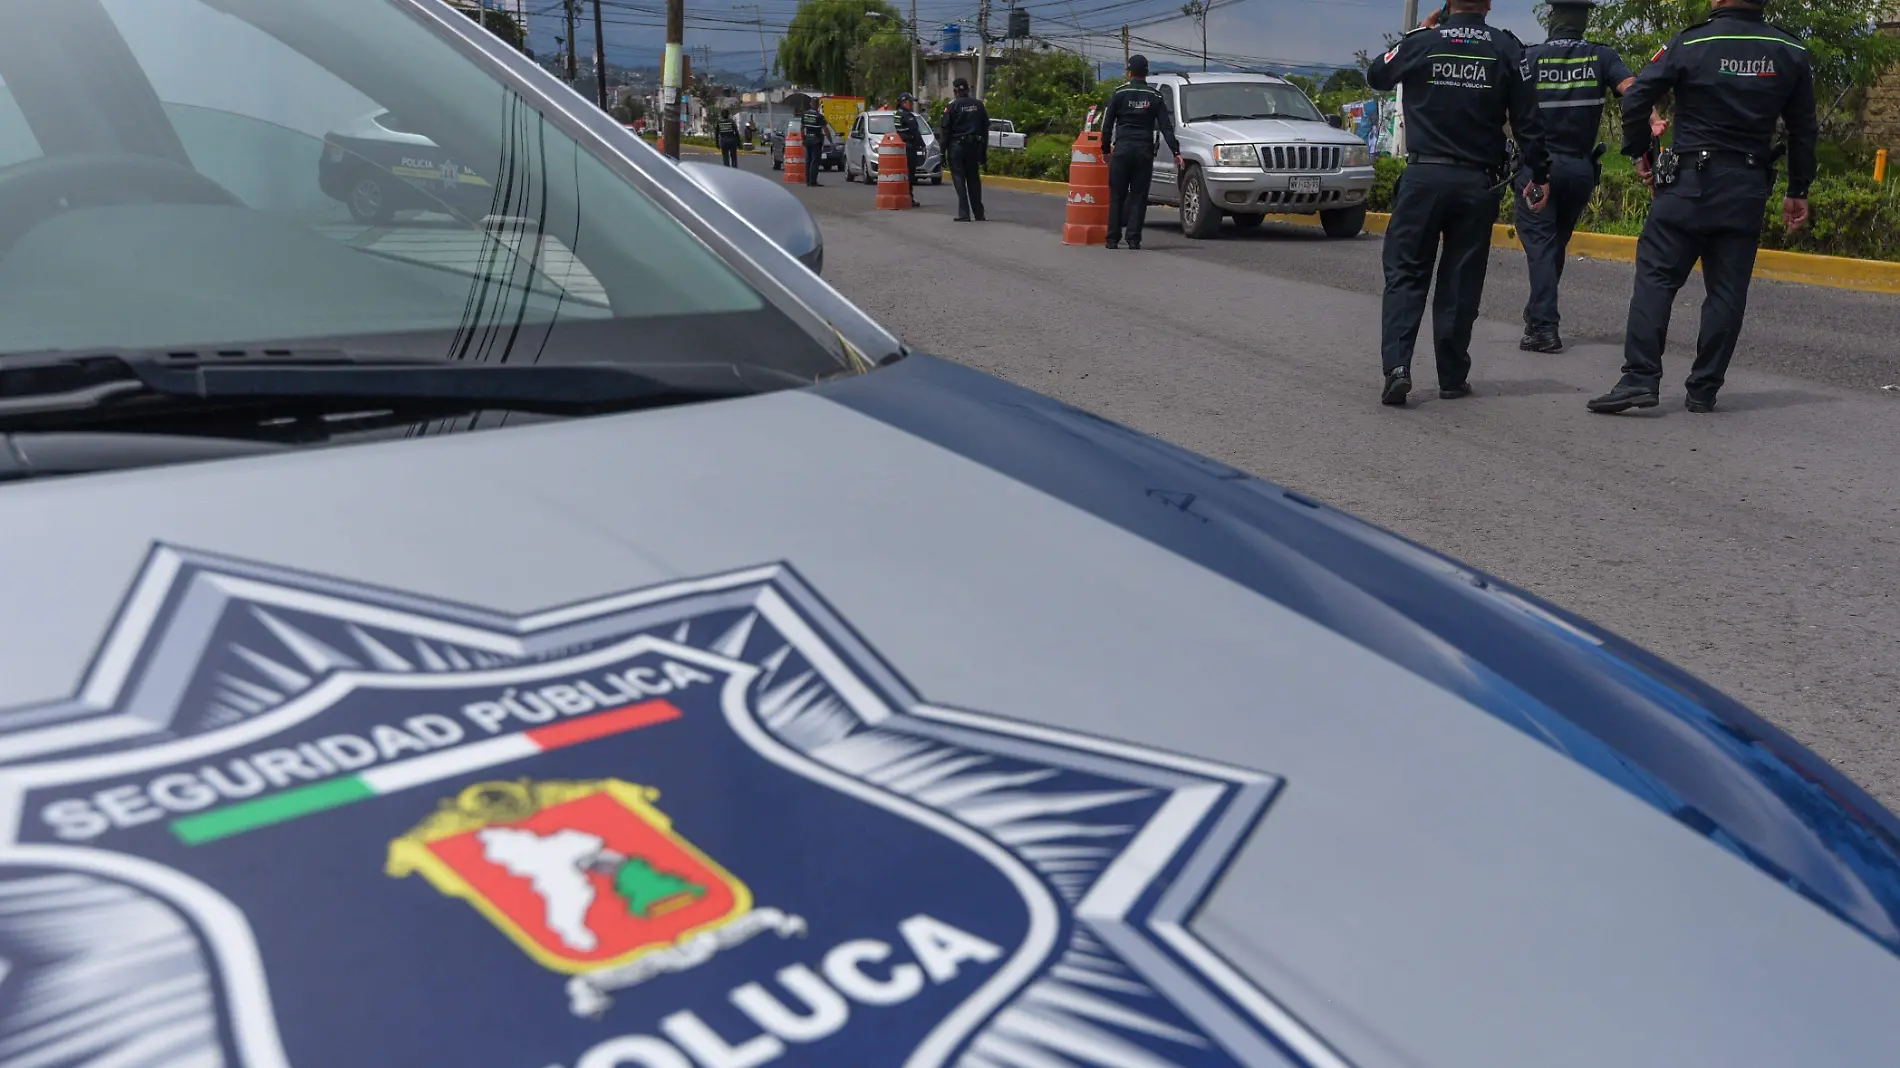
1588 0 1816 414
715 108 741 168
1368 0 1551 406
939 77 989 221
894 93 925 208
1515 0 1635 353
1098 54 1181 250
801 99 828 187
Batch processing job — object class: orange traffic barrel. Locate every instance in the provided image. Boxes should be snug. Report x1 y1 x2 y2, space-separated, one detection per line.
875 132 911 210
784 130 807 185
1062 131 1109 245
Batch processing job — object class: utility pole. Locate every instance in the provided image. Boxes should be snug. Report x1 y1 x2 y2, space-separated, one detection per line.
1121 24 1129 66
909 0 920 101
1402 0 1418 30
734 4 769 84
564 0 578 84
1181 0 1207 72
662 0 683 159
592 0 608 108
975 0 990 99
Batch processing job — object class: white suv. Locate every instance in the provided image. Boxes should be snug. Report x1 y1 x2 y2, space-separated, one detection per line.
1144 72 1375 238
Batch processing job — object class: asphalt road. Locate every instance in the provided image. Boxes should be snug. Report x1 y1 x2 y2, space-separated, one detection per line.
746 154 1900 807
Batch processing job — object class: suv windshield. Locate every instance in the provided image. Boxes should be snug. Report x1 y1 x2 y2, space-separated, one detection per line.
1180 82 1324 123
0 0 845 379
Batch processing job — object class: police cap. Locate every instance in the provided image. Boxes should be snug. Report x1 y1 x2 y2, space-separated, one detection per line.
953 76 970 91
1127 53 1149 76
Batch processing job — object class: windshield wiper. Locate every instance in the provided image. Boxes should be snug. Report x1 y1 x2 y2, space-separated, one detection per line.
0 348 802 440
1193 112 1284 122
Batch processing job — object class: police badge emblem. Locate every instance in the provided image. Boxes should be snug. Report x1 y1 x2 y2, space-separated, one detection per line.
0 546 1349 1068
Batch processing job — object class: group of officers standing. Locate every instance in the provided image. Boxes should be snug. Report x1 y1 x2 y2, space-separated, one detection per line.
1368 0 1816 414
713 80 994 221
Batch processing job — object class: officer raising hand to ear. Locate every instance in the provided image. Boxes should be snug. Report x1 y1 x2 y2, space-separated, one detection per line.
1367 0 1551 408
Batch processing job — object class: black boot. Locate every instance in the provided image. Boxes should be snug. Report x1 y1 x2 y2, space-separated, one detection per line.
1382 368 1412 407
1685 393 1717 413
1439 382 1473 400
1519 327 1563 353
1587 385 1660 414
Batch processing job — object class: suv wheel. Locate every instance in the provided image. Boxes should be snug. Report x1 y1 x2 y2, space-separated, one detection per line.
1178 166 1220 239
1321 205 1367 238
1232 213 1265 230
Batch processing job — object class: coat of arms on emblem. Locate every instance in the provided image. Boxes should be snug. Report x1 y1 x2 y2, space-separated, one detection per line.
387 778 749 974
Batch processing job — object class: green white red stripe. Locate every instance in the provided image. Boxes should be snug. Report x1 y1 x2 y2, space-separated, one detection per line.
170 700 681 845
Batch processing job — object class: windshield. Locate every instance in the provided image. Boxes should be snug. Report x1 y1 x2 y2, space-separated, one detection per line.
1180 82 1324 123
866 115 894 135
0 0 844 378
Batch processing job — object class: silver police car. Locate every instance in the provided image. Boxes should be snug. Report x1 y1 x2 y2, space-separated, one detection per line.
0 2 1895 1067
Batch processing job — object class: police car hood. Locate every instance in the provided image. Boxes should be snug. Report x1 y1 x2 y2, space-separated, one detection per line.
0 356 1896 1068
1187 116 1361 147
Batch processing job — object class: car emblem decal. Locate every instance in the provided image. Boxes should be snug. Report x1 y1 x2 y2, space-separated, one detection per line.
0 546 1349 1068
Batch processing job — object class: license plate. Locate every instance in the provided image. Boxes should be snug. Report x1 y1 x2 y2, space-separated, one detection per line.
1289 176 1322 194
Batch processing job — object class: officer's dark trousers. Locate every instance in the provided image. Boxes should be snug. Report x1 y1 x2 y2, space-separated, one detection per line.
805 139 821 185
1381 163 1501 384
1106 148 1154 244
950 140 985 219
719 143 739 167
1620 166 1772 400
1515 153 1597 330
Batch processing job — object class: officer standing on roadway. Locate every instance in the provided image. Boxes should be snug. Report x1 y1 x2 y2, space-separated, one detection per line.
715 109 741 168
1515 0 1635 354
895 93 925 208
938 77 989 222
1588 0 1816 415
801 99 828 187
1098 54 1181 251
1367 0 1551 407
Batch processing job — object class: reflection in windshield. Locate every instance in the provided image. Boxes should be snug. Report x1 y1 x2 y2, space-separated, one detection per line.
1181 83 1323 124
0 0 843 381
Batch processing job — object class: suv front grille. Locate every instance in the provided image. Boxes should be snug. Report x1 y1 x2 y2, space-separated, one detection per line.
1260 144 1340 172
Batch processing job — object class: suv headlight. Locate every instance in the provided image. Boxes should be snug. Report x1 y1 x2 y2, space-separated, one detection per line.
1342 142 1372 168
1212 143 1259 167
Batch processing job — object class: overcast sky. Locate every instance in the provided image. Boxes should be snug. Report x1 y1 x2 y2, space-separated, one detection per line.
529 0 1552 79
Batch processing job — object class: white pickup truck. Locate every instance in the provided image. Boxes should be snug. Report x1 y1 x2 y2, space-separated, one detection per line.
988 119 1027 151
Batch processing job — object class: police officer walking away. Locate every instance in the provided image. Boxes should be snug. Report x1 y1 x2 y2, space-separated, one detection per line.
715 109 741 168
894 93 925 208
939 77 989 221
1588 0 1816 414
1099 55 1181 250
801 99 828 187
1516 0 1634 353
1368 0 1551 406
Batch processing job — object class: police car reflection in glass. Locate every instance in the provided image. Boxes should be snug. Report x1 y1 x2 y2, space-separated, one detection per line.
1587 0 1818 416
1367 0 1552 408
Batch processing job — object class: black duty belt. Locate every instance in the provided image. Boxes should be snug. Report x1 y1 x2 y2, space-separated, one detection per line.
1406 153 1485 170
1682 149 1774 170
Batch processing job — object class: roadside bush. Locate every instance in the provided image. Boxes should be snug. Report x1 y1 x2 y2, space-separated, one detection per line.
987 134 1071 182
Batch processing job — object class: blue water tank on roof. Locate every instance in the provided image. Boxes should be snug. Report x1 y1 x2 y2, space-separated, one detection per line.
941 24 962 53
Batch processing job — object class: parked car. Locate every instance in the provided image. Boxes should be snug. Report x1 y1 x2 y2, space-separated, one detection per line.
319 108 499 223
769 121 843 171
987 117 1027 151
0 3 1897 1068
1145 71 1376 238
843 109 942 185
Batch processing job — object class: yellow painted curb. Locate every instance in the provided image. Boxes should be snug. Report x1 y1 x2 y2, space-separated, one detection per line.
982 174 1071 195
990 176 1900 295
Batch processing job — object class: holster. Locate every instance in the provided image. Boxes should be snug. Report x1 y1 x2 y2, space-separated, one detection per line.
1655 147 1681 189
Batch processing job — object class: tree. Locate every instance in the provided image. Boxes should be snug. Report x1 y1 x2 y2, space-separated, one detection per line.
989 46 1102 134
777 0 902 94
849 27 912 104
458 5 526 53
614 96 648 125
1323 67 1368 95
1592 0 1900 139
